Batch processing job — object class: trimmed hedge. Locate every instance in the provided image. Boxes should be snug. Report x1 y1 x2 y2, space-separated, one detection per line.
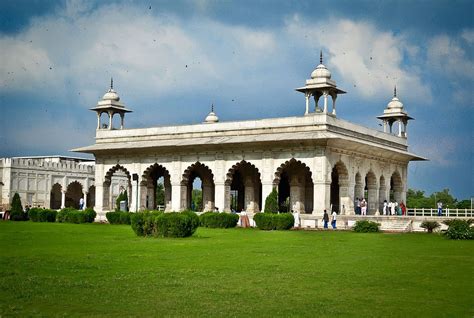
106 211 131 225
444 219 473 240
254 212 294 230
199 212 239 228
29 208 57 222
353 220 380 232
57 207 96 224
130 211 199 238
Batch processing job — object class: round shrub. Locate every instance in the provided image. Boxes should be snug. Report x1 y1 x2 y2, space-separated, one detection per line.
353 220 380 233
106 211 131 225
254 212 294 230
274 213 294 230
57 207 76 223
181 211 200 231
38 209 57 222
130 211 163 237
444 220 473 240
199 212 239 228
28 207 42 222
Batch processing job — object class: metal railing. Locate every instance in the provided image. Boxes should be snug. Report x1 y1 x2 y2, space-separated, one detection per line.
406 208 474 218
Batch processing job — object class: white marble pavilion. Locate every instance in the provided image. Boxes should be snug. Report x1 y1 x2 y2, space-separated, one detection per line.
74 54 425 217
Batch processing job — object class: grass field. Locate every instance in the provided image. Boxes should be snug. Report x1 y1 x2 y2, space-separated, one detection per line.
0 222 473 317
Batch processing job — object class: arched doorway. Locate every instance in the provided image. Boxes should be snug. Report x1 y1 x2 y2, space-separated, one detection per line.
141 164 171 211
50 183 62 209
226 161 262 212
274 159 313 214
87 185 96 209
103 165 132 211
364 171 378 214
182 162 215 211
65 181 83 209
330 161 349 214
390 171 402 203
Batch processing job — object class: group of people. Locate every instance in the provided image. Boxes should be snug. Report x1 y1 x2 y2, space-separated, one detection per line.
322 209 337 229
382 200 406 216
354 197 368 215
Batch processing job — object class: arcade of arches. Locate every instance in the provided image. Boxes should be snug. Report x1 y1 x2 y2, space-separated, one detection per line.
98 159 406 215
49 182 95 210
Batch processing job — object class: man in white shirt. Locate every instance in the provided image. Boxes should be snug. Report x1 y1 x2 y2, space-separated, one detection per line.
331 211 337 229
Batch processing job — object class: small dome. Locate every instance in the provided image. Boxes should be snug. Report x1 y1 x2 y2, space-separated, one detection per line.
311 63 331 79
387 96 403 109
102 88 120 101
205 111 219 123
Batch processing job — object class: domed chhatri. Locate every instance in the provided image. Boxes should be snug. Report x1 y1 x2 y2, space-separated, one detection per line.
310 51 332 79
204 104 219 123
296 50 346 116
90 78 132 130
377 86 413 138
102 78 120 101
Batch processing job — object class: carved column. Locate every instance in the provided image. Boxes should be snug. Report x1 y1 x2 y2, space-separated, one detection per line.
244 177 256 212
60 190 66 209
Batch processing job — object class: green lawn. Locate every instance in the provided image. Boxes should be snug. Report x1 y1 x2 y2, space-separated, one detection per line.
0 222 472 317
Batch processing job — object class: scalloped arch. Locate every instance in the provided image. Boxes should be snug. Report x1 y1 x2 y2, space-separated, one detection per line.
225 160 261 186
181 162 214 185
273 158 313 184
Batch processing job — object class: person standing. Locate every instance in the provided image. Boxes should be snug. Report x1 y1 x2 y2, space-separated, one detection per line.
331 210 337 229
79 197 85 210
400 201 406 216
437 201 443 216
323 210 329 229
361 198 367 215
383 200 388 215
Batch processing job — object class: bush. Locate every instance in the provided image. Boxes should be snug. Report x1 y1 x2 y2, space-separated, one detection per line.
353 220 380 233
10 192 27 221
57 207 96 224
444 219 473 240
130 211 163 237
106 211 131 225
130 211 198 238
38 209 57 222
274 213 294 230
420 220 440 233
28 207 41 222
254 212 294 230
264 188 279 213
199 212 239 228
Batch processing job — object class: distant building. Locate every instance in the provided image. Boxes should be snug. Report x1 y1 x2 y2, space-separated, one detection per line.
0 156 95 210
74 53 425 217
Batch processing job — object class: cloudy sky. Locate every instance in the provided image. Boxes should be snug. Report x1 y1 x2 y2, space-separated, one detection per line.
0 0 472 199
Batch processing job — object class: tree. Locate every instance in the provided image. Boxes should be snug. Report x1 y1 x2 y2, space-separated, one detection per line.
155 183 165 207
456 199 471 209
10 192 26 221
264 188 279 213
192 189 203 211
430 188 456 208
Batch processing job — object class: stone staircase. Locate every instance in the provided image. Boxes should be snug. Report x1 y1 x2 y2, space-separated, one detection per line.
379 219 412 232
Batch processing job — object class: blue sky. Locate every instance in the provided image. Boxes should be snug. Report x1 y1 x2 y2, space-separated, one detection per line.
0 0 472 200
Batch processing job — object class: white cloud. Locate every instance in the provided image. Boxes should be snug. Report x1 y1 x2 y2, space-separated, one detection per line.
461 29 474 45
427 34 474 80
285 16 432 103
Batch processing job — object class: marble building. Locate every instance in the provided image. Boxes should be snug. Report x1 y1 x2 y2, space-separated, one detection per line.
0 156 95 210
74 54 425 217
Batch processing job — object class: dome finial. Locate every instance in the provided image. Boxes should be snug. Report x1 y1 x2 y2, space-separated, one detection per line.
211 103 214 112
394 85 397 97
110 77 114 90
320 50 323 64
